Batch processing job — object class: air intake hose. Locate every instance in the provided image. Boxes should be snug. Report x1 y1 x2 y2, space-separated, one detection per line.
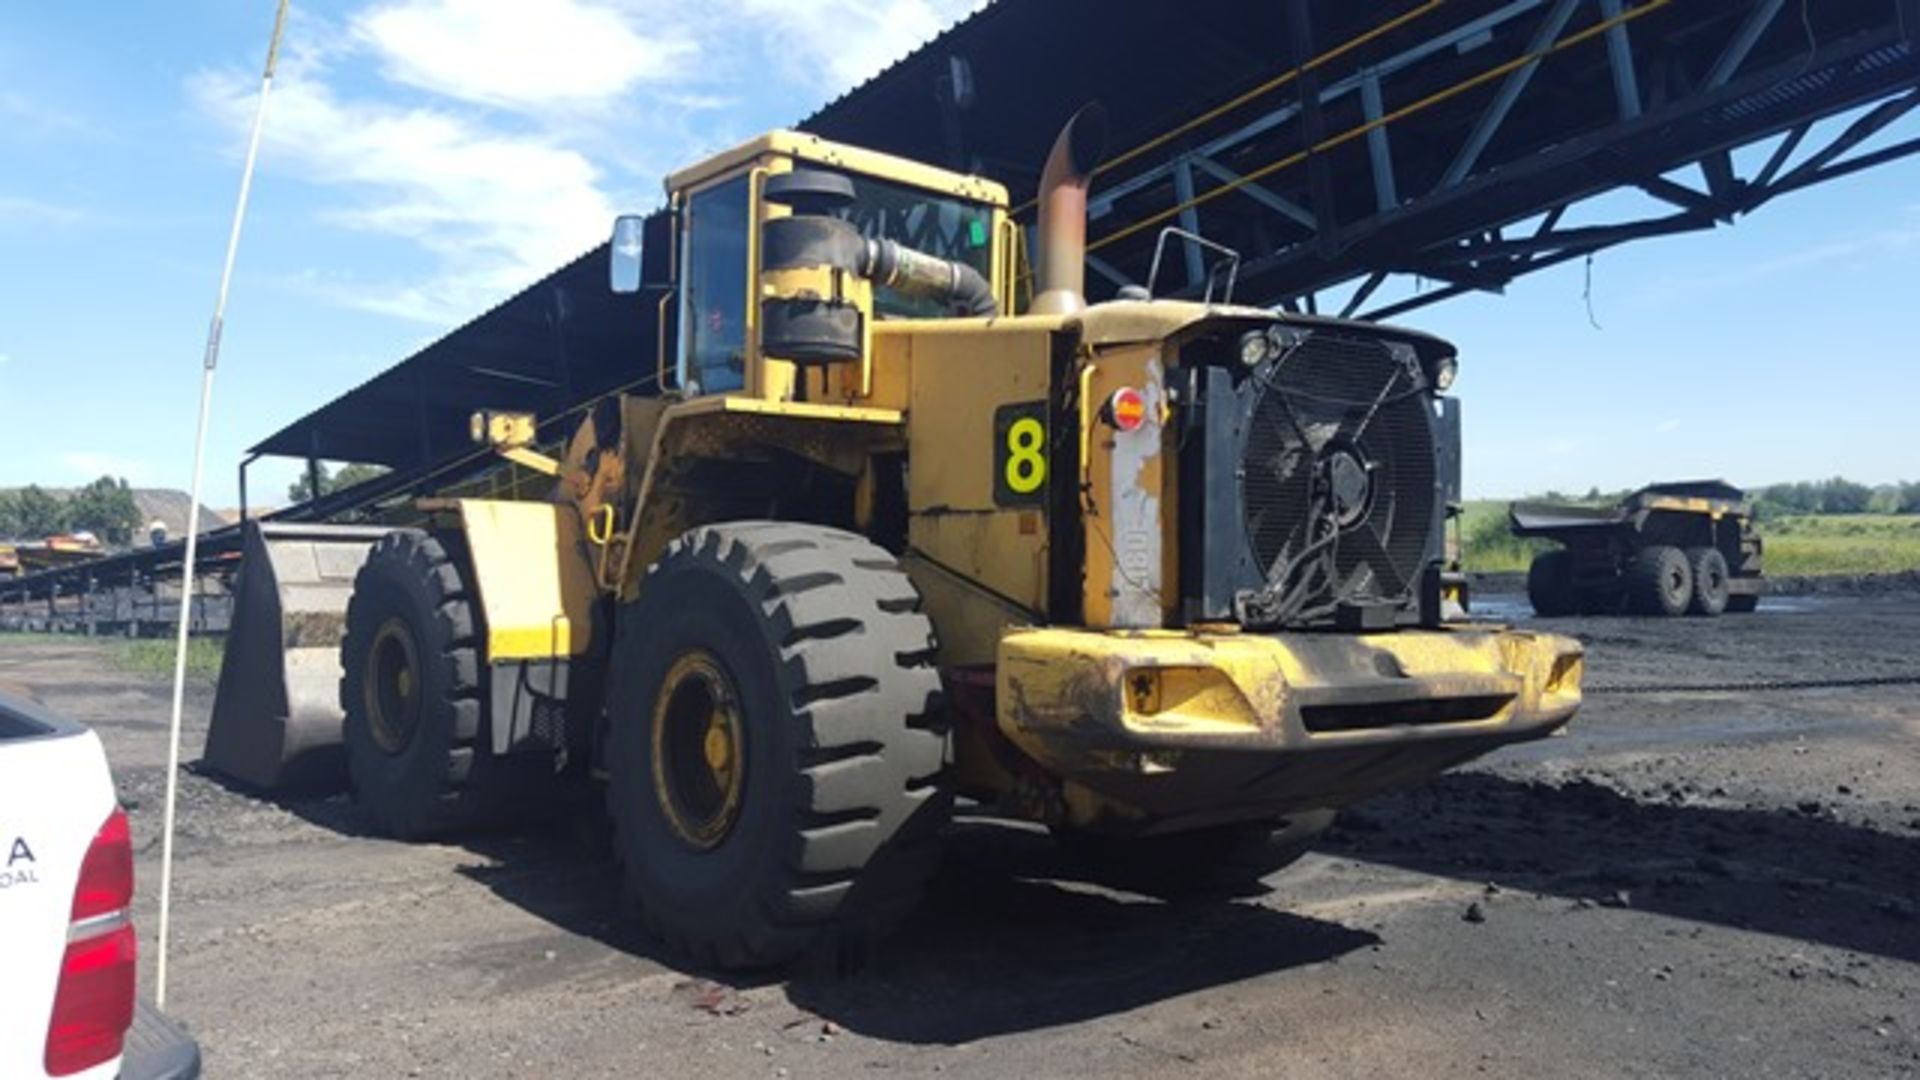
762 214 997 319
865 237 996 317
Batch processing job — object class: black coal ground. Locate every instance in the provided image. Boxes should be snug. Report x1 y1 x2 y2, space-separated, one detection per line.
2 588 1915 1078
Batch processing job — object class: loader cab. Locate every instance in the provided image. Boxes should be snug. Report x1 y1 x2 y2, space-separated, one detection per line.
613 131 1013 403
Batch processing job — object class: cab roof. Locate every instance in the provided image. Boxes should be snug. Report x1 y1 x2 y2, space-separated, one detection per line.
664 129 1009 207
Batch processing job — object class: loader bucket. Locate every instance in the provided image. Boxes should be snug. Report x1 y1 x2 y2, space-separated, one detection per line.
202 520 397 791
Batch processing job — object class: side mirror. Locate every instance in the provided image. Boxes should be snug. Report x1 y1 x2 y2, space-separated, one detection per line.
609 214 645 293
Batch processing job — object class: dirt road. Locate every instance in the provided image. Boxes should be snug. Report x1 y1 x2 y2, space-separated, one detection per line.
4 592 1917 1078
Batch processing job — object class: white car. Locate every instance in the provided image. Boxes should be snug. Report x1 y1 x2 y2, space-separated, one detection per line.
1 692 200 1079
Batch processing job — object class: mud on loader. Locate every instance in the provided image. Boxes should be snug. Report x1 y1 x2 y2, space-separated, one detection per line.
206 107 1583 967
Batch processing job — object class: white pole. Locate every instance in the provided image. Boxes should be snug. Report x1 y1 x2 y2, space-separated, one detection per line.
156 0 289 1011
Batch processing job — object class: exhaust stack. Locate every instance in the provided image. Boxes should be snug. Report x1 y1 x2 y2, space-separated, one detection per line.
1031 103 1108 316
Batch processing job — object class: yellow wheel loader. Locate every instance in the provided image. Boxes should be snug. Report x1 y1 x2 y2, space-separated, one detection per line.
207 106 1583 967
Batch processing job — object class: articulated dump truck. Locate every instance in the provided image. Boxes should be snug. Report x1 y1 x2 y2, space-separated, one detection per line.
205 106 1583 967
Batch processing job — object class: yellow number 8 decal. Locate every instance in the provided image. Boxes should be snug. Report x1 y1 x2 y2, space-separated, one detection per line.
1005 417 1046 495
993 401 1048 506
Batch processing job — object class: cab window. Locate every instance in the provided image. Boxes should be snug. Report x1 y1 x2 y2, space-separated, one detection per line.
678 174 751 394
835 174 994 318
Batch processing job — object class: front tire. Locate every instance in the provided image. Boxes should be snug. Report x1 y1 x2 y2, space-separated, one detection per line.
605 523 948 969
340 530 521 839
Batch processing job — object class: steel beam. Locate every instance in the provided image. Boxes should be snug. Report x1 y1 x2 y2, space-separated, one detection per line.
1442 0 1584 187
1760 88 1920 203
1189 155 1317 229
1286 0 1339 259
1338 270 1389 318
1754 122 1811 188
1706 0 1787 88
1087 0 1560 216
1171 160 1207 285
1360 71 1399 211
1085 252 1133 289
1597 0 1644 120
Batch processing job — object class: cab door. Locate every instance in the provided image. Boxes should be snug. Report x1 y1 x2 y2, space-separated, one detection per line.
675 172 753 396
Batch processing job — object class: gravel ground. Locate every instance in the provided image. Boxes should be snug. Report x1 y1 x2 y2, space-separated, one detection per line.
4 591 1918 1079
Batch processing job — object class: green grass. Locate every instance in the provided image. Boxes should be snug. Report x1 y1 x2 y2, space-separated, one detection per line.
0 631 224 680
114 637 224 680
1457 503 1920 577
1759 514 1920 575
1459 499 1549 574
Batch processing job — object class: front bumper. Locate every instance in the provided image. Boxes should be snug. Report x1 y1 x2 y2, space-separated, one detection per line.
996 624 1582 828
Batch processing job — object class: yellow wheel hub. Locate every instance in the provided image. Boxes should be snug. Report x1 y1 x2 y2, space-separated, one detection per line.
651 650 747 850
703 724 733 772
366 616 423 755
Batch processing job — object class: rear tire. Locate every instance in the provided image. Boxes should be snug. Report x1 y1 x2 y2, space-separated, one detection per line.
1627 545 1692 617
341 530 530 839
1686 547 1730 616
1526 549 1578 616
605 523 948 969
1056 811 1334 899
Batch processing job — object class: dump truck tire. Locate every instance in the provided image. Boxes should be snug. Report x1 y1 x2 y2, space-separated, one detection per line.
1627 545 1692 617
1687 546 1731 617
1526 549 1578 616
606 522 948 969
340 529 529 839
1057 810 1334 899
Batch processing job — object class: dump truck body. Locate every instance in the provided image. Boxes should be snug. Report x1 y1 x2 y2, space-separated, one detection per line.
210 109 1583 965
1513 481 1763 617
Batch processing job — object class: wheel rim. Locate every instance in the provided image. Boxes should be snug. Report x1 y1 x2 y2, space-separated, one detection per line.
366 616 422 755
651 650 747 851
1665 564 1688 604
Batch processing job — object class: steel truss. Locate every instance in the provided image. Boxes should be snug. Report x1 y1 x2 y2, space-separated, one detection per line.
1067 0 1920 320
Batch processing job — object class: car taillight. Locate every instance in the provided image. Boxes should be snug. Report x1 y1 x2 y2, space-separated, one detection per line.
45 807 136 1077
69 805 132 921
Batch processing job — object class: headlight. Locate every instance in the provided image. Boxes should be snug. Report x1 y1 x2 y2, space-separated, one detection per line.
1239 330 1272 368
1433 356 1457 391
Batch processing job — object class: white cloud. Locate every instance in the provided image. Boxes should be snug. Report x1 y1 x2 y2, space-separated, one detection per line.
0 193 90 228
352 0 696 110
61 451 155 483
188 0 982 325
735 0 983 92
1641 207 1920 300
191 52 616 325
0 90 86 137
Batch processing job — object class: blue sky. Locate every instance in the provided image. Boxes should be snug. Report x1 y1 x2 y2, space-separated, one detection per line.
1 1 1916 509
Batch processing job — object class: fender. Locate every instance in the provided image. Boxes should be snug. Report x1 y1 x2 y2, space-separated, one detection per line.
455 499 598 755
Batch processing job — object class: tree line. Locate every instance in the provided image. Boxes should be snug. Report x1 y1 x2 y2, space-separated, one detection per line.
1752 477 1920 517
1527 478 1919 517
286 462 389 504
0 477 144 545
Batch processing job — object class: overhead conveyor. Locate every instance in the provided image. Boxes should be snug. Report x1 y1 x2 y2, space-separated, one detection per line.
803 0 1920 319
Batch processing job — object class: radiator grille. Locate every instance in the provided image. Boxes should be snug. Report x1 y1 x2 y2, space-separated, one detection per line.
1238 332 1436 622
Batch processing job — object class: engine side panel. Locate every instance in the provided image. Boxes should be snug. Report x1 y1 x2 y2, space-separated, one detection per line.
904 324 1055 664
